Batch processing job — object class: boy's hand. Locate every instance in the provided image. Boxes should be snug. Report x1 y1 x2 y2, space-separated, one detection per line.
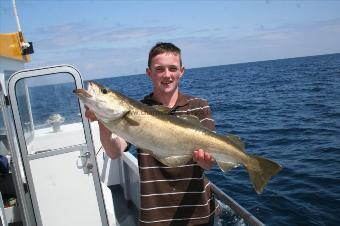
85 106 97 122
193 149 215 170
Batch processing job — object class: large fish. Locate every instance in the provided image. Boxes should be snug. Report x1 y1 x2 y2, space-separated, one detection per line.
74 81 282 194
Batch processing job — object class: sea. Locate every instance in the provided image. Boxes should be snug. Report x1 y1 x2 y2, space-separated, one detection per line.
26 53 340 225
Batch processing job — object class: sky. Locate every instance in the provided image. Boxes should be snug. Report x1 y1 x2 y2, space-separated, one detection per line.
1 0 340 80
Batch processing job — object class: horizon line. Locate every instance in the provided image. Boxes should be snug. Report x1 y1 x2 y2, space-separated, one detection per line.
91 52 340 81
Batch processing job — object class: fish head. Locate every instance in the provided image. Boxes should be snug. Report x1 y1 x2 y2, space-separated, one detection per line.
74 81 127 122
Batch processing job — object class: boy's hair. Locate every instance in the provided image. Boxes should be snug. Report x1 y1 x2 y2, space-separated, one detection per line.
148 42 182 68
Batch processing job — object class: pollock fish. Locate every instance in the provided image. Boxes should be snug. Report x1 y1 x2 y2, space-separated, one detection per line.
74 81 282 194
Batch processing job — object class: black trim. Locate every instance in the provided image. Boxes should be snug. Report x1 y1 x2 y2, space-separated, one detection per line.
5 95 10 106
22 42 34 55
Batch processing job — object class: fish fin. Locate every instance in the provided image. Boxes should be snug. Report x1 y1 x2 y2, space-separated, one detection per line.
158 155 192 167
177 115 212 131
221 135 245 152
124 117 140 126
216 161 240 172
153 105 171 114
139 149 191 167
177 115 201 124
245 155 282 194
123 111 140 126
212 153 240 172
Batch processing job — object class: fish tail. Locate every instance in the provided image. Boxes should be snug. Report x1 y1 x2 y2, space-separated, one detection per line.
245 155 282 194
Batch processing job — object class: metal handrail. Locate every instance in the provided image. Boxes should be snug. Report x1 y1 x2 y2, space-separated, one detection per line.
210 183 265 226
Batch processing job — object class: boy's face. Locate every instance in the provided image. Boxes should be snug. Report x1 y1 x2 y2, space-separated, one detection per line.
146 52 184 96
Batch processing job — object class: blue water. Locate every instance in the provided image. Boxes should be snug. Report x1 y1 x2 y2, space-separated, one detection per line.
29 53 340 225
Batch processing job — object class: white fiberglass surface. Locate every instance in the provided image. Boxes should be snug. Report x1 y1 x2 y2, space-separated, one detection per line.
29 150 102 226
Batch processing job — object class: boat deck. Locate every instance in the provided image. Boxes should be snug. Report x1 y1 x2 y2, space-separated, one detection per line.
109 185 138 226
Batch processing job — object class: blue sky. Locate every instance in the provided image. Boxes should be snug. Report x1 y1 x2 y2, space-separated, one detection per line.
1 0 340 79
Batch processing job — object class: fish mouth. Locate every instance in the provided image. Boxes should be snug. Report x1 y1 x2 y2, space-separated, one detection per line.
73 89 93 98
75 80 102 98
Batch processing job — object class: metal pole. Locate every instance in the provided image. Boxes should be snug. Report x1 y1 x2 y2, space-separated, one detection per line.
211 183 265 226
12 0 22 32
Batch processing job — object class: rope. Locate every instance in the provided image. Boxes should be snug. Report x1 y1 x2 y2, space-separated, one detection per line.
96 146 103 156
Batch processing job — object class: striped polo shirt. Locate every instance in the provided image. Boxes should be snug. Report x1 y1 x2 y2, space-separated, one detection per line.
138 92 217 225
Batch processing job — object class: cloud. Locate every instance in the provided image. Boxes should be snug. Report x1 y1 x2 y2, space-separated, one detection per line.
171 18 340 68
30 22 177 50
30 45 150 79
29 18 340 79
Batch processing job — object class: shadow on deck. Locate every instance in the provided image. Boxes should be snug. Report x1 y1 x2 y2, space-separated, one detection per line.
109 185 138 226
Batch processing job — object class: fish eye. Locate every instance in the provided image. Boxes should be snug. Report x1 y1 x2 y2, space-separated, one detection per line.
102 88 108 94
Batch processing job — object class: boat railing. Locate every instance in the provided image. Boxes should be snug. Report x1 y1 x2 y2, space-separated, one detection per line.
210 183 264 226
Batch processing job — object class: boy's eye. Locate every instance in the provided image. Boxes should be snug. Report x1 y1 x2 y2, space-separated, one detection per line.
155 67 165 73
153 66 179 73
168 66 179 72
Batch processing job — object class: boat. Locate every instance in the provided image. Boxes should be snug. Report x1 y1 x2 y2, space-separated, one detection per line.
0 1 264 225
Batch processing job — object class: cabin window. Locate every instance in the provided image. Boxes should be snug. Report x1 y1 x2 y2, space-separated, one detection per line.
14 73 85 155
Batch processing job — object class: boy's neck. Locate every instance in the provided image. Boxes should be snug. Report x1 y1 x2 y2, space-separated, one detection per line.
153 89 179 108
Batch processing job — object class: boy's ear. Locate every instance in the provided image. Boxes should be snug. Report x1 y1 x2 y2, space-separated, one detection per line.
146 67 152 77
179 67 185 77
